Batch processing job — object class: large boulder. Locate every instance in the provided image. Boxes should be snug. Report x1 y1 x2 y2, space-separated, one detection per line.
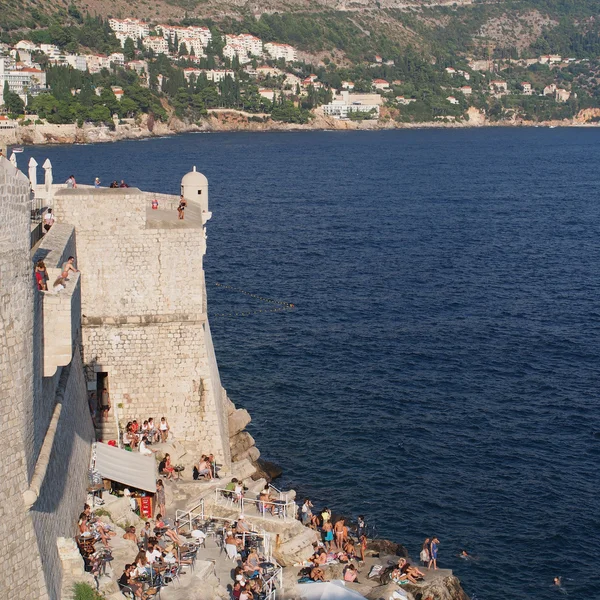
367 539 409 558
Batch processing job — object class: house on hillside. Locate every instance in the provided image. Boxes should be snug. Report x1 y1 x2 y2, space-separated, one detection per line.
447 96 459 105
489 80 508 93
521 82 532 95
372 79 389 90
460 86 472 95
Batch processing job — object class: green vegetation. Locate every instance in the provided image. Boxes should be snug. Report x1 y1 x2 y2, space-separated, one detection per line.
73 582 104 600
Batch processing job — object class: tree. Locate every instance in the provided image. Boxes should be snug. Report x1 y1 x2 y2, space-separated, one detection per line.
124 38 136 61
179 42 188 56
3 82 24 115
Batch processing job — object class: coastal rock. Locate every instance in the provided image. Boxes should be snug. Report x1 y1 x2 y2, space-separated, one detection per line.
403 575 470 600
366 575 469 600
252 458 283 482
367 538 409 558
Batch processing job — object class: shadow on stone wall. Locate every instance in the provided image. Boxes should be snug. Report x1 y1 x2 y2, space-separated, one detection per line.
30 348 94 600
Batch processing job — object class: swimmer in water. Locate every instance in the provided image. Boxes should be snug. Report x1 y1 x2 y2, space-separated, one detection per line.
554 577 562 586
460 550 469 558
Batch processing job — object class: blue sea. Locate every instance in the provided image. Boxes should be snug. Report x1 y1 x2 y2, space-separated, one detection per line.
25 129 600 600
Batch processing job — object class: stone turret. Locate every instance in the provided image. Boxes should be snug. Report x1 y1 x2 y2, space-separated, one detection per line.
181 165 209 213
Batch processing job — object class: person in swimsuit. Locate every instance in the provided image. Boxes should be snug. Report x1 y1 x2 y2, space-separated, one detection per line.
334 518 345 551
322 520 333 551
61 256 79 280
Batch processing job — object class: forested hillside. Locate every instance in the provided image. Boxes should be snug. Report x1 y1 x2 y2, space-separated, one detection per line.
3 1 600 63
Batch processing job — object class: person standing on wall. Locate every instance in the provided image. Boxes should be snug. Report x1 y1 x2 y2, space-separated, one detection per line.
100 387 111 421
43 209 55 232
177 195 186 220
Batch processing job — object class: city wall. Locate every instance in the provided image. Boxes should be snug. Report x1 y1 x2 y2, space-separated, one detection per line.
53 186 252 467
0 157 95 600
0 162 259 598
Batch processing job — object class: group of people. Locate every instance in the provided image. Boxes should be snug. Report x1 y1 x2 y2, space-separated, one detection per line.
192 454 218 480
223 517 276 600
117 509 204 598
122 417 171 452
109 179 130 188
34 255 79 292
420 537 440 570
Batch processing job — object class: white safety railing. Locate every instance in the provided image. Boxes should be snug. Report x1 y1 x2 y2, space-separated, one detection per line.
268 483 288 502
263 566 283 600
175 499 205 531
179 508 284 597
214 488 297 521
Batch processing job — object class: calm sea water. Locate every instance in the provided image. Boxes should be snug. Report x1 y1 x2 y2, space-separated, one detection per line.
26 129 600 600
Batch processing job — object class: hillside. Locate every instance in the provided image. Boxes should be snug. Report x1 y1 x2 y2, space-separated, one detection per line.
3 0 600 63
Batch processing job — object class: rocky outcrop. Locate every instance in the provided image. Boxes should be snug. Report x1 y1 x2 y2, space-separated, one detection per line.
366 538 409 558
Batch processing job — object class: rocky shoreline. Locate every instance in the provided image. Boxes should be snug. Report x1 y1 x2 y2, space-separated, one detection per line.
2 106 600 149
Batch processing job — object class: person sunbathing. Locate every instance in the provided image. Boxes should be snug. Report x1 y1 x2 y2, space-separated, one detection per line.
311 549 327 565
398 557 425 580
155 515 184 545
343 539 356 558
310 567 326 582
244 549 263 575
343 563 358 583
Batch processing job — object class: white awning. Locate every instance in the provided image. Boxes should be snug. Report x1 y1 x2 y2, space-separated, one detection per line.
94 442 156 493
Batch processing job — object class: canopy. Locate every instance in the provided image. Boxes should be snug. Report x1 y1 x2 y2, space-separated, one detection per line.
295 581 366 600
94 442 156 493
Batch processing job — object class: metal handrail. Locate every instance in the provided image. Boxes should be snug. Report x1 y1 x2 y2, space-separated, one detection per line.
268 483 288 502
214 488 297 521
175 499 205 531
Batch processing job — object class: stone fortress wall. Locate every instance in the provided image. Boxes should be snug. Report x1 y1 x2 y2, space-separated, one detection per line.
53 185 236 464
0 159 259 598
0 157 95 600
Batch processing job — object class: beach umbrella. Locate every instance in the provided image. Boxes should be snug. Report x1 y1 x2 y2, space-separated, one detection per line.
43 158 53 192
295 580 367 599
28 157 38 188
9 152 17 168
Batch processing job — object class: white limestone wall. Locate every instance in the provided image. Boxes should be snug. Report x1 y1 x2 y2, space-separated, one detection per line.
54 187 233 465
0 157 48 599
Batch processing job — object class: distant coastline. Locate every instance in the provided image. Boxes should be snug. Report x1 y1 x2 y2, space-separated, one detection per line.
2 109 600 148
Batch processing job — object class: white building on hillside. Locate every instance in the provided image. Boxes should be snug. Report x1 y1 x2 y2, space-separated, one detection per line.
109 18 149 40
85 54 111 73
142 36 169 55
223 43 251 64
179 38 205 57
64 54 88 71
225 34 263 56
264 42 297 62
0 58 47 106
183 68 235 83
322 91 381 119
156 25 211 47
15 40 37 52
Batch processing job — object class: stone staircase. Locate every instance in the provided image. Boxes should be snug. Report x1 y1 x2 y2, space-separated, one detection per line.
94 417 119 443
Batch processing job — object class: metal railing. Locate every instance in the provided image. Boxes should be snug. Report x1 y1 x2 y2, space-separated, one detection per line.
268 483 289 502
179 509 284 597
214 488 297 521
175 499 205 531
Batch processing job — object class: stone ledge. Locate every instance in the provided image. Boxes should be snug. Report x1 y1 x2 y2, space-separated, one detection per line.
83 312 207 326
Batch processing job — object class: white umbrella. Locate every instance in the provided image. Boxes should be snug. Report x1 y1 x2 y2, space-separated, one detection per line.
295 580 367 600
9 152 17 168
43 158 53 192
28 157 38 188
